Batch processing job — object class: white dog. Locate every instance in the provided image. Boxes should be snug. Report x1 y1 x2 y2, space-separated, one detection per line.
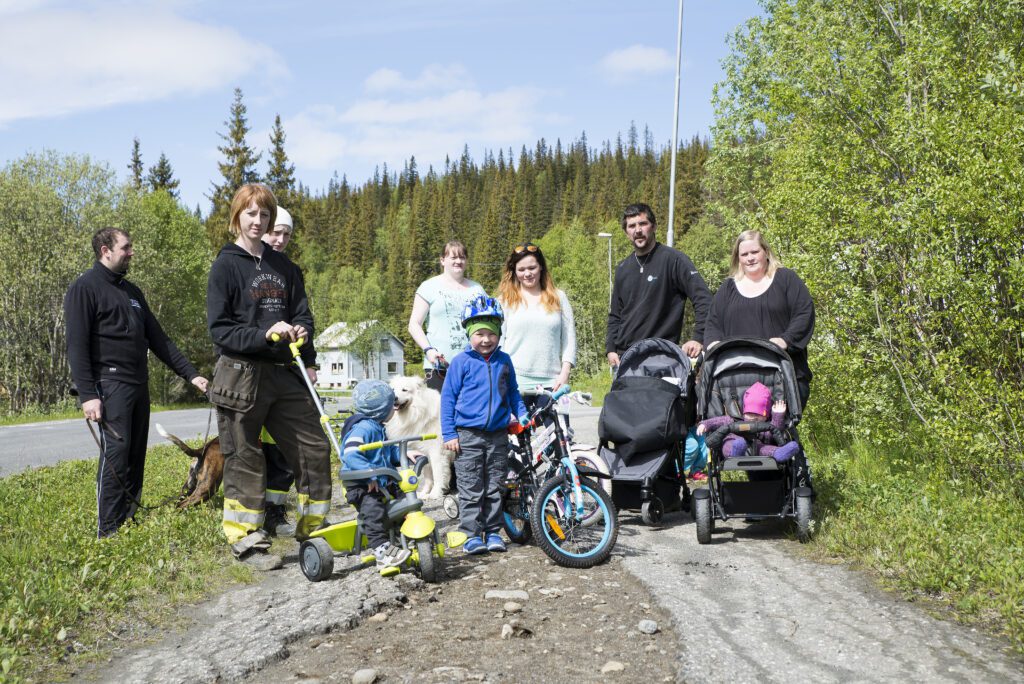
387 376 453 499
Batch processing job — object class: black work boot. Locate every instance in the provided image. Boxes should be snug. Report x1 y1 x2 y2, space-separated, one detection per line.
265 503 296 537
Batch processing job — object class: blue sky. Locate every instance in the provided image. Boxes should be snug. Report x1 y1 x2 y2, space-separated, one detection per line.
0 0 762 213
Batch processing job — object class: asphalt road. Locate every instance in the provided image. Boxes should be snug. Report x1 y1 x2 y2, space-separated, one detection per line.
0 397 353 478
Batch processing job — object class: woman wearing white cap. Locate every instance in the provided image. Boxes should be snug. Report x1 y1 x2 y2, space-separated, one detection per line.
263 207 293 252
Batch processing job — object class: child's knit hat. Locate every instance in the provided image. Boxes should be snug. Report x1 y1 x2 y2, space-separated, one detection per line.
742 382 771 418
353 379 395 423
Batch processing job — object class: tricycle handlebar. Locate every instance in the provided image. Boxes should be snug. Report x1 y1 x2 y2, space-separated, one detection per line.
357 433 437 452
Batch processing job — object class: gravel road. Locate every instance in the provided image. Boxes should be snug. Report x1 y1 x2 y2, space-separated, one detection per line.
65 408 1024 682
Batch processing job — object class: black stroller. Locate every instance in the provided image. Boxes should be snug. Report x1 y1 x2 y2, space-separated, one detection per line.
598 338 695 525
691 338 813 543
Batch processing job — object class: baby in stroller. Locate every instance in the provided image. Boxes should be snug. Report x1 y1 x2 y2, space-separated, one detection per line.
696 381 800 463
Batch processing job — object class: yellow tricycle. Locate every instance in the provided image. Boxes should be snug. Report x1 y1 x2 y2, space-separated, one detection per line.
273 334 447 583
299 433 446 582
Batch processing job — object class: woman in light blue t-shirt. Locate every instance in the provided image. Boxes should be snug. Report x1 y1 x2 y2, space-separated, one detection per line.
407 240 485 391
497 242 576 393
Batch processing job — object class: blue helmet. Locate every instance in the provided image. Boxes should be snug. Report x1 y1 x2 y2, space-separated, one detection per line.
461 295 504 329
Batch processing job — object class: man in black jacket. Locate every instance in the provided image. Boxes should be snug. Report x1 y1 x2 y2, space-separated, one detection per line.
64 227 209 538
605 203 712 367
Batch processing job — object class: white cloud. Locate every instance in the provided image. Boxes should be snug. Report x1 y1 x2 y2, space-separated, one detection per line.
0 6 285 125
283 70 550 176
364 63 472 93
599 44 675 82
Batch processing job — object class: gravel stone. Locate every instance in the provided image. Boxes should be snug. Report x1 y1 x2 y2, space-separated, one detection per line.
638 619 659 634
351 669 377 684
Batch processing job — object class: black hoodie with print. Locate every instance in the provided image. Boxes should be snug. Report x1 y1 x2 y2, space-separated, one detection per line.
206 243 317 366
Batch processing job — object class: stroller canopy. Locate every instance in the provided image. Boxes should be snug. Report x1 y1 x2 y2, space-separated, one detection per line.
616 338 694 381
697 338 802 423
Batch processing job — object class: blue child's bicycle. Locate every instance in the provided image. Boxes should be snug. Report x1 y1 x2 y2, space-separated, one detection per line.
502 386 619 568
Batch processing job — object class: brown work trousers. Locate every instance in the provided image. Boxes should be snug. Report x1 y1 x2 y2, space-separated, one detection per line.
210 354 332 544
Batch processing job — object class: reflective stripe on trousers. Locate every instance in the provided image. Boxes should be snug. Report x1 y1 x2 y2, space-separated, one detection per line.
223 498 265 544
265 488 289 505
295 493 331 538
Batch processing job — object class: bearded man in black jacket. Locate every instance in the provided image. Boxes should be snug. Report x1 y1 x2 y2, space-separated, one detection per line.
605 203 712 368
64 227 209 538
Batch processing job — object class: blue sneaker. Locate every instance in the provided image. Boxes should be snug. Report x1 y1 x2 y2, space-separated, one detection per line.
463 536 488 555
486 533 507 552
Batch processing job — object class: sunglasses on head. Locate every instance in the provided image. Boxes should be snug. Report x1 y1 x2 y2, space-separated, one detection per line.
513 242 539 254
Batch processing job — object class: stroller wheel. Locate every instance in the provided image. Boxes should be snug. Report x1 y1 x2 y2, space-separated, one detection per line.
694 490 713 545
442 494 460 520
641 497 664 525
794 488 813 543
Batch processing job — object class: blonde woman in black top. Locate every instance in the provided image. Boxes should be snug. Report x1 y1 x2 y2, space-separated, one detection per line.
704 230 815 407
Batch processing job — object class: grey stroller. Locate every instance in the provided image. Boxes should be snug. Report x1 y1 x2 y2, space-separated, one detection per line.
598 338 695 525
692 338 813 543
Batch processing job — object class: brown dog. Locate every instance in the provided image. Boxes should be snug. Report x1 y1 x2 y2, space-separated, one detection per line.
155 424 225 508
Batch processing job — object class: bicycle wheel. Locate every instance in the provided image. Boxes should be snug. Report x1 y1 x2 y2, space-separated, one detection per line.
501 459 532 544
530 474 617 568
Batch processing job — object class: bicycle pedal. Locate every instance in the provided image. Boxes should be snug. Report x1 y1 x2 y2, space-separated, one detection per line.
379 565 401 577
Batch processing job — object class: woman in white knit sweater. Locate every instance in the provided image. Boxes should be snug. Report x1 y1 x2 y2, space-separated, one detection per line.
497 242 576 392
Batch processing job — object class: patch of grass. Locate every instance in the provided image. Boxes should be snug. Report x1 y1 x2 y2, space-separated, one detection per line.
572 369 614 406
0 444 256 682
807 429 1024 652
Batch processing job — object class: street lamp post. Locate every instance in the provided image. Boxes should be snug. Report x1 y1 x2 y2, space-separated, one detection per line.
666 0 685 248
597 232 613 306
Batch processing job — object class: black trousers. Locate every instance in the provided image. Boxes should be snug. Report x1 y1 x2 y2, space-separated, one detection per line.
346 483 399 549
96 380 150 538
263 442 295 494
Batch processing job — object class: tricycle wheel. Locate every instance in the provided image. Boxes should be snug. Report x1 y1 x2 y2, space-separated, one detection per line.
641 496 664 525
416 538 439 582
300 538 334 582
442 494 460 520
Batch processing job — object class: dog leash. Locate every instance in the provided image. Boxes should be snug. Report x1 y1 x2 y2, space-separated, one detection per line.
85 393 216 512
86 418 178 512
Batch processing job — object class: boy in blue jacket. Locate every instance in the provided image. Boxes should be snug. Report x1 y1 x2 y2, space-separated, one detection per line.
342 379 417 569
441 296 528 555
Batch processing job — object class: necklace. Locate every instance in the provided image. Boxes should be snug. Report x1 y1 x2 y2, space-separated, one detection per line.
634 250 652 273
238 240 263 270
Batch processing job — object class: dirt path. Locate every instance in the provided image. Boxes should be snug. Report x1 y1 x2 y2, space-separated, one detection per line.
80 499 677 684
78 412 1023 683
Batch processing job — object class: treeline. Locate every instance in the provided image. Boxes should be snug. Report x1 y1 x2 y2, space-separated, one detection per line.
0 113 716 412
286 128 714 378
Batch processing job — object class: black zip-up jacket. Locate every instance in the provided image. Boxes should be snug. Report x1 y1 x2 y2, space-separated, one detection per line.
605 243 712 354
206 243 317 366
64 261 200 402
